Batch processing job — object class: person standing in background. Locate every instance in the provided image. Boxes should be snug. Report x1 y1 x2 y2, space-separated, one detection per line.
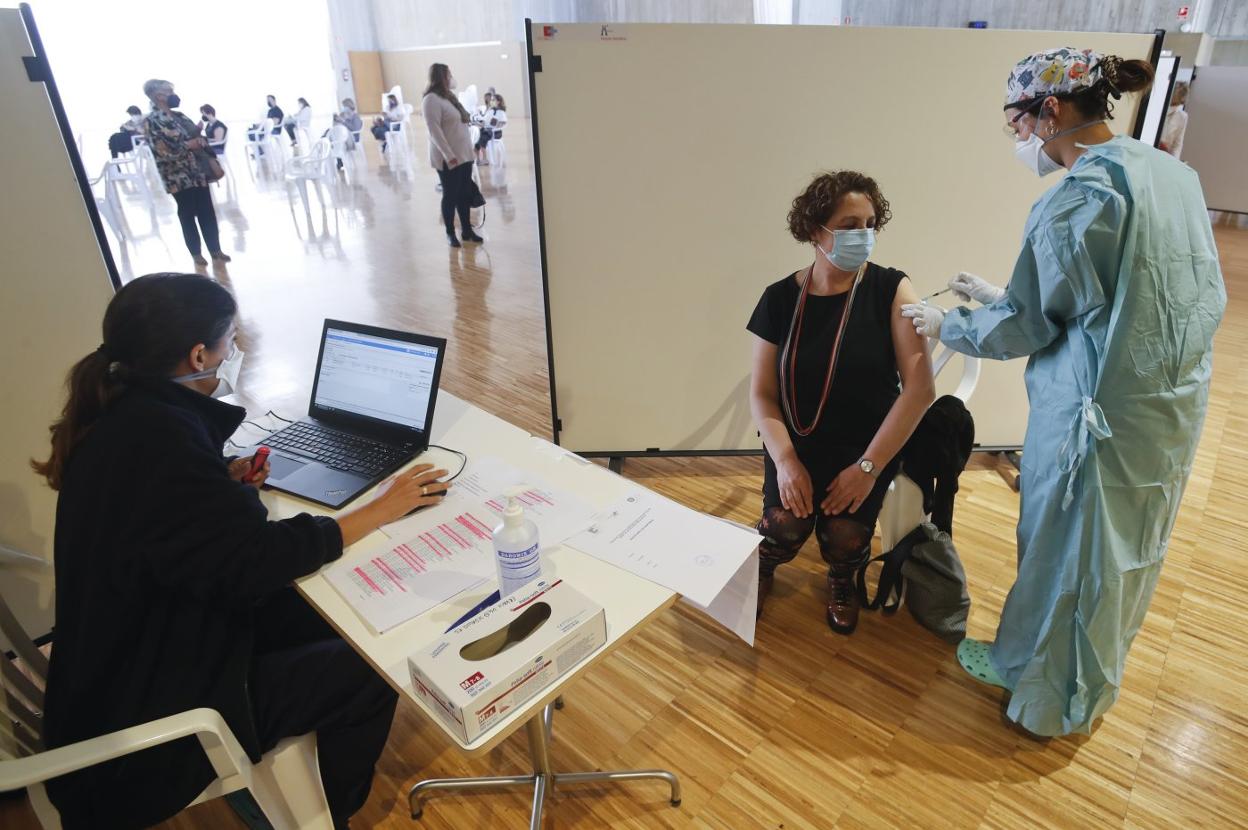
422 63 483 247
143 79 230 265
1159 81 1189 158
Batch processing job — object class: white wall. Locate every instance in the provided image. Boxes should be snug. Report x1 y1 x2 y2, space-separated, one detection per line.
381 43 527 122
327 0 380 107
27 0 337 169
1210 37 1248 65
0 8 114 635
837 0 1248 35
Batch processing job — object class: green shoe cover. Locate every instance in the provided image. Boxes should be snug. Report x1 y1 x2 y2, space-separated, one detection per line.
957 638 1007 688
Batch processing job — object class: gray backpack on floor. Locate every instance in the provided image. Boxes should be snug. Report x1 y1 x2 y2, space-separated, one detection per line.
856 523 970 643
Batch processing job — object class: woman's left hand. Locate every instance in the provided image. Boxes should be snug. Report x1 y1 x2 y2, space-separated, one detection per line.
822 464 876 515
228 455 271 489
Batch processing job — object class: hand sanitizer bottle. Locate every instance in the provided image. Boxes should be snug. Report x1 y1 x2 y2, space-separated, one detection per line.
493 489 542 597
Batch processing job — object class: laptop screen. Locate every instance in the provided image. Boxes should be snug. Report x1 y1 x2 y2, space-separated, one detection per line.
313 326 442 431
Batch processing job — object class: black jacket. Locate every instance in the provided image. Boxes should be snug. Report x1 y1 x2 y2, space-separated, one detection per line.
898 395 975 535
43 379 342 829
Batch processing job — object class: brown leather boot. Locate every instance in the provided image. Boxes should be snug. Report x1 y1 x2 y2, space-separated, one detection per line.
756 572 774 619
825 563 861 635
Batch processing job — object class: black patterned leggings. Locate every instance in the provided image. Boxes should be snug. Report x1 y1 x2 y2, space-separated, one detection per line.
756 507 873 576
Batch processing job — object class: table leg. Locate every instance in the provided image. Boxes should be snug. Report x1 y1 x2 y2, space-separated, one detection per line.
408 699 681 823
556 769 682 806
529 774 548 830
408 774 536 819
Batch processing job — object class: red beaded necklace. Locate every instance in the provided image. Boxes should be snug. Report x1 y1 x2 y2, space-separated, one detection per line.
779 262 865 436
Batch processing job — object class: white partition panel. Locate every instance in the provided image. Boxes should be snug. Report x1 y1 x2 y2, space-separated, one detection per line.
529 23 1153 453
0 7 114 635
1183 66 1248 214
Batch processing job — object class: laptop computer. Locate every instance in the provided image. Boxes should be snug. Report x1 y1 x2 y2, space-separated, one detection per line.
255 319 447 509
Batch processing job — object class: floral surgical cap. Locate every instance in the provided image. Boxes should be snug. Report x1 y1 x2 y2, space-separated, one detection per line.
1004 47 1111 109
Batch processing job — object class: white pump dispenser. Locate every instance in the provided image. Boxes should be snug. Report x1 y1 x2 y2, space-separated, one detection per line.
492 488 542 597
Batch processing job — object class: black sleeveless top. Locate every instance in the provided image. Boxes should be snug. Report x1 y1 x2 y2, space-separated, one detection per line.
747 263 904 465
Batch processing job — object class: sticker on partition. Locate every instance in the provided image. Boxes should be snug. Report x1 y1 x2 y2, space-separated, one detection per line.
537 24 627 42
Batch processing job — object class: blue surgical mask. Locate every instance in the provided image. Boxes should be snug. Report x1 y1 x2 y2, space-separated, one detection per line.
818 226 875 272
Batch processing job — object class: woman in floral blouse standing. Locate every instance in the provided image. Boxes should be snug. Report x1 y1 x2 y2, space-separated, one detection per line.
142 78 230 266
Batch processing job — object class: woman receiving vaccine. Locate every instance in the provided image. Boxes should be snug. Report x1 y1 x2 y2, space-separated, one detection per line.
748 171 934 633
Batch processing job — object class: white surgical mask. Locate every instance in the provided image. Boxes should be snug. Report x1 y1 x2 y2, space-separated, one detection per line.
1013 112 1106 177
175 343 244 398
1013 132 1064 177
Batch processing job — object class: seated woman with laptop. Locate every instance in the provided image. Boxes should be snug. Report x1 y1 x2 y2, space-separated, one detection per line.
33 272 450 828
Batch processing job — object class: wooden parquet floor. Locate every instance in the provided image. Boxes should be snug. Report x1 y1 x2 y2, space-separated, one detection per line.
4 125 1246 829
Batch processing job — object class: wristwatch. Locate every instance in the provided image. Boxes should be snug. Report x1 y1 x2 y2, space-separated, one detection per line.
858 458 878 478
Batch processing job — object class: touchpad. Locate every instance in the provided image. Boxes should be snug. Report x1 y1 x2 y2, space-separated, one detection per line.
268 453 308 481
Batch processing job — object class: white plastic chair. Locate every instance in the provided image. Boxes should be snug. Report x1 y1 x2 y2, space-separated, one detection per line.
0 589 333 830
89 162 155 239
457 84 478 118
285 138 336 213
877 339 981 551
384 119 412 169
381 85 404 116
349 129 366 168
290 107 314 149
487 135 507 189
326 127 356 180
246 120 285 176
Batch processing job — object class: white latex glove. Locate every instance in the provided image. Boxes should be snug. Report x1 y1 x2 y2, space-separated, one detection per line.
949 271 1006 305
901 303 945 338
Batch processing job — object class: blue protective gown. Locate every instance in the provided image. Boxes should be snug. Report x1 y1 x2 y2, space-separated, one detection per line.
941 136 1225 736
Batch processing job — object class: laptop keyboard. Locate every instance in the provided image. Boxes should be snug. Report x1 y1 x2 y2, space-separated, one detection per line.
262 421 411 477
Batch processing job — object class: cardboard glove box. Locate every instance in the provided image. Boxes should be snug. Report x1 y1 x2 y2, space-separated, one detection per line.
408 579 606 743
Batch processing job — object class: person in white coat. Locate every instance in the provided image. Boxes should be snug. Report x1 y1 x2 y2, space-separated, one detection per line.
421 63 483 247
1159 81 1189 158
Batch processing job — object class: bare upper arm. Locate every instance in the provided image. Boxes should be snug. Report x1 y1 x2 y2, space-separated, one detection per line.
891 278 935 395
750 334 779 401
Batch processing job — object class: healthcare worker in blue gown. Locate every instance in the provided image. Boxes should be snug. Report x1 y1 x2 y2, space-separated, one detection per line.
901 47 1226 737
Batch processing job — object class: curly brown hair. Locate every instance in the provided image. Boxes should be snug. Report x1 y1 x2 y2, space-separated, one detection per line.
787 171 891 243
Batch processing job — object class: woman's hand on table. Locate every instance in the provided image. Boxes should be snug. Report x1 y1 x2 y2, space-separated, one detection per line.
370 464 450 524
337 464 450 547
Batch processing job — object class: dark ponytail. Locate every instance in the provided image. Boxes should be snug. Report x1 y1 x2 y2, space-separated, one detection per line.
1068 55 1155 119
32 273 237 490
